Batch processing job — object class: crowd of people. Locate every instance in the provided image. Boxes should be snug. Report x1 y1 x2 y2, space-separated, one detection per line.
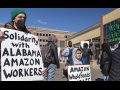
0 8 120 81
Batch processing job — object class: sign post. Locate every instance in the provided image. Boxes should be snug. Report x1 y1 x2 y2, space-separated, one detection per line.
1 28 44 81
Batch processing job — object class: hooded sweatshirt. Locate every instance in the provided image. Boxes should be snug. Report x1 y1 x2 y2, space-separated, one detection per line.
72 48 83 65
65 48 83 66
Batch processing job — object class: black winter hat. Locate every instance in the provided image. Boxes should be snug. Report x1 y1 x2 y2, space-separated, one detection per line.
83 43 88 48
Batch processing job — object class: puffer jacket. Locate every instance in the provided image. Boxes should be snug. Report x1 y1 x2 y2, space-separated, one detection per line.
45 41 60 69
100 51 109 76
108 47 120 81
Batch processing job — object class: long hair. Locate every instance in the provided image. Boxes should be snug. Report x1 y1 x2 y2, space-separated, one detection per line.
101 43 111 56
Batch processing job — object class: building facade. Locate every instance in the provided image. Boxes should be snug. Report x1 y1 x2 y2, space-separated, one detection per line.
67 8 120 60
0 24 75 55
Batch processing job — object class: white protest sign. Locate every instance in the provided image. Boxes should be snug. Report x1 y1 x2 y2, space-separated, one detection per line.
58 47 60 58
81 41 89 48
1 28 44 81
68 65 91 81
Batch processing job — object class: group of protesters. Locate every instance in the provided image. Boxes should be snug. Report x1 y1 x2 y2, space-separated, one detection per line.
0 8 120 81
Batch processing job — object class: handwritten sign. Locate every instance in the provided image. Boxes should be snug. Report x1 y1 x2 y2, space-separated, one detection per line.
68 65 91 81
1 28 44 81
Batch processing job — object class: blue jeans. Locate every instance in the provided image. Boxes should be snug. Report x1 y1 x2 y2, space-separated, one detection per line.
43 63 56 81
103 74 108 81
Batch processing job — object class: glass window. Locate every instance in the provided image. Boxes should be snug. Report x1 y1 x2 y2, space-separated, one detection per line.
43 39 45 42
96 37 98 40
107 27 110 35
107 23 110 27
36 33 39 36
104 28 106 35
40 33 42 36
49 34 51 36
60 41 65 48
40 45 42 47
46 34 48 37
43 34 45 36
46 39 48 42
104 24 106 28
111 21 114 25
40 39 42 42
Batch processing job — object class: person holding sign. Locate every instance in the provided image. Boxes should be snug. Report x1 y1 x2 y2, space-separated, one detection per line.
63 48 85 81
0 8 47 79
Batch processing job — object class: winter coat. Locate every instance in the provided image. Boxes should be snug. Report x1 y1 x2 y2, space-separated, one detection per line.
81 47 93 65
100 51 109 76
108 47 120 81
45 41 60 69
62 47 74 63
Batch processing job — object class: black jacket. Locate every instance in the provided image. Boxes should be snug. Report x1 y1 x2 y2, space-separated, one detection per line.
81 47 93 65
100 51 109 76
63 60 74 77
108 47 120 81
45 41 60 69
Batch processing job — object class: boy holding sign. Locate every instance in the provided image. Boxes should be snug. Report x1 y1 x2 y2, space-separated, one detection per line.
63 48 85 80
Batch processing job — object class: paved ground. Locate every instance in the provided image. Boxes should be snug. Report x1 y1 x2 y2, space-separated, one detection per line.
53 63 104 81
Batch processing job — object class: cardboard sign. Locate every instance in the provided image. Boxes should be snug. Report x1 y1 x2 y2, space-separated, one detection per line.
81 41 89 48
68 65 91 81
1 28 44 81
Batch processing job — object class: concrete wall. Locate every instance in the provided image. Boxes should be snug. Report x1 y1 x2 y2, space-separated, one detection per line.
103 8 120 25
68 27 100 45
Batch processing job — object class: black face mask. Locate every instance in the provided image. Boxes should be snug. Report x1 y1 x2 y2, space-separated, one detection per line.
69 45 72 47
16 19 25 29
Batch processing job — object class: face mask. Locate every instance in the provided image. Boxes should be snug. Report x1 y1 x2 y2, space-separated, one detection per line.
69 45 72 47
16 19 25 29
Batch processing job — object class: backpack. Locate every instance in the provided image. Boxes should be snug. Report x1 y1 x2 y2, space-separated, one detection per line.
41 44 53 63
68 48 73 60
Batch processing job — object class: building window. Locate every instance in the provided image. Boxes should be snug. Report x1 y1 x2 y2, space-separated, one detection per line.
40 45 42 47
104 28 106 35
40 39 42 42
111 21 114 25
43 34 45 36
104 24 106 28
49 34 51 36
60 41 65 48
40 33 42 36
46 39 48 42
36 33 39 36
66 36 67 38
107 27 110 35
46 34 48 37
43 39 45 42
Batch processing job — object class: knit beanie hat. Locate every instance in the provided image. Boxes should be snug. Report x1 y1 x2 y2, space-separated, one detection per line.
11 9 26 20
68 41 72 44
